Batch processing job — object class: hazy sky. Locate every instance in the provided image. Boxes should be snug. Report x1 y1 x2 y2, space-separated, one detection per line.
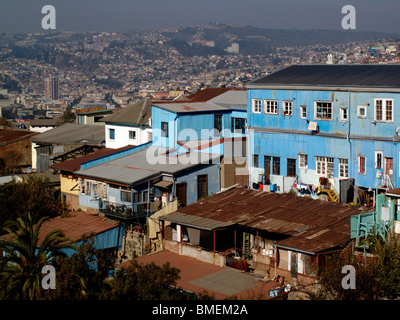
1 0 400 34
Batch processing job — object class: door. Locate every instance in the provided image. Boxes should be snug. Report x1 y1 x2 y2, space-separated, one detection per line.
264 157 271 184
290 252 298 278
385 157 393 176
176 183 187 208
197 175 208 200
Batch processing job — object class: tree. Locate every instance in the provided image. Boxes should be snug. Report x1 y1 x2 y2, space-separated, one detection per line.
0 213 76 300
105 260 198 300
0 176 69 230
38 235 113 300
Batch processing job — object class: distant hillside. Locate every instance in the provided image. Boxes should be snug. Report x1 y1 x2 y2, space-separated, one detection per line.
162 24 400 56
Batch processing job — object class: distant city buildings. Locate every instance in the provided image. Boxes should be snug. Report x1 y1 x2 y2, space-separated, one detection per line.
44 77 59 100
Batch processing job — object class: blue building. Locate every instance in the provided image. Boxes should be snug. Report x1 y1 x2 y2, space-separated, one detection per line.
246 64 400 205
151 89 247 156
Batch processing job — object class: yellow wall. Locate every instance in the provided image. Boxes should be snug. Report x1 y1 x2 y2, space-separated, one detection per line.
60 174 79 196
169 90 184 98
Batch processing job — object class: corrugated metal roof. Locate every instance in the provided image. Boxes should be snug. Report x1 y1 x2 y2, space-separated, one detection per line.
160 186 369 254
249 64 400 88
49 145 135 172
31 123 105 145
0 129 37 146
0 211 118 245
75 146 221 186
152 101 229 114
208 90 247 111
100 98 151 126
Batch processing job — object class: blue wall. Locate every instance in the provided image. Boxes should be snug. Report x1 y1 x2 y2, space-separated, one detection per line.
152 105 246 151
247 88 400 190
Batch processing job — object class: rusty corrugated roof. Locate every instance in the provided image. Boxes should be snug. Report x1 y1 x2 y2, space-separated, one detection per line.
160 186 369 254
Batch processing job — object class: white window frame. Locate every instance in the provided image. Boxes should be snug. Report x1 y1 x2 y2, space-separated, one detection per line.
338 158 348 179
358 156 366 175
299 154 308 169
375 151 383 169
252 99 262 113
340 108 348 122
357 105 367 119
283 101 293 116
316 156 334 178
314 101 332 120
374 98 394 122
264 99 278 115
300 105 307 119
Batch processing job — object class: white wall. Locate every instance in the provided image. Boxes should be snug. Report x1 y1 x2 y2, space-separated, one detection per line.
105 124 152 149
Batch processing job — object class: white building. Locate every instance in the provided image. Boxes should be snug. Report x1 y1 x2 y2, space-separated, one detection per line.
101 98 152 149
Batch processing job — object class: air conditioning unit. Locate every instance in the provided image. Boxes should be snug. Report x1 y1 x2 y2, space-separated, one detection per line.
308 121 318 132
395 127 400 139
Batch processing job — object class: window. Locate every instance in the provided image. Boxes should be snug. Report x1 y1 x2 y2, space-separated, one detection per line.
283 101 293 116
340 108 348 121
300 106 307 119
357 106 367 118
121 190 132 203
316 156 334 178
272 157 280 175
197 175 208 200
252 99 262 113
231 117 246 134
299 154 308 168
315 101 332 120
129 130 136 140
133 192 142 203
253 154 259 168
287 159 296 176
375 99 393 122
214 114 222 136
358 156 366 175
80 180 86 194
109 128 115 140
375 151 383 169
264 100 278 114
161 122 168 137
339 159 348 178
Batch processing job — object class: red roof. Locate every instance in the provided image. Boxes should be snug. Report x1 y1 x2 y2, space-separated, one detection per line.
0 211 118 245
0 129 37 146
49 145 135 172
187 88 244 102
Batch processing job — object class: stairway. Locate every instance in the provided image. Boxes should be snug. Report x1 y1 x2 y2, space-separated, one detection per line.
326 189 339 202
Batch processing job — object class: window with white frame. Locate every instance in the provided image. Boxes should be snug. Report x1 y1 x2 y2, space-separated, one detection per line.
340 108 348 121
283 101 293 116
339 158 348 178
375 151 383 169
315 101 332 120
264 100 278 114
357 106 367 118
375 99 393 122
316 156 334 178
252 99 262 113
299 154 308 168
300 105 307 119
358 156 366 174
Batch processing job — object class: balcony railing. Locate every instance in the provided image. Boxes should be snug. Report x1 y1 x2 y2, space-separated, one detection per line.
98 199 158 221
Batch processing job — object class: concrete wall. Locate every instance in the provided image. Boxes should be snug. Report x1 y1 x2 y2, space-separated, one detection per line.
163 239 226 267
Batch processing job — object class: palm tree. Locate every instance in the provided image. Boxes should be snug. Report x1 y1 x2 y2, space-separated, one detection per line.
0 213 76 300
